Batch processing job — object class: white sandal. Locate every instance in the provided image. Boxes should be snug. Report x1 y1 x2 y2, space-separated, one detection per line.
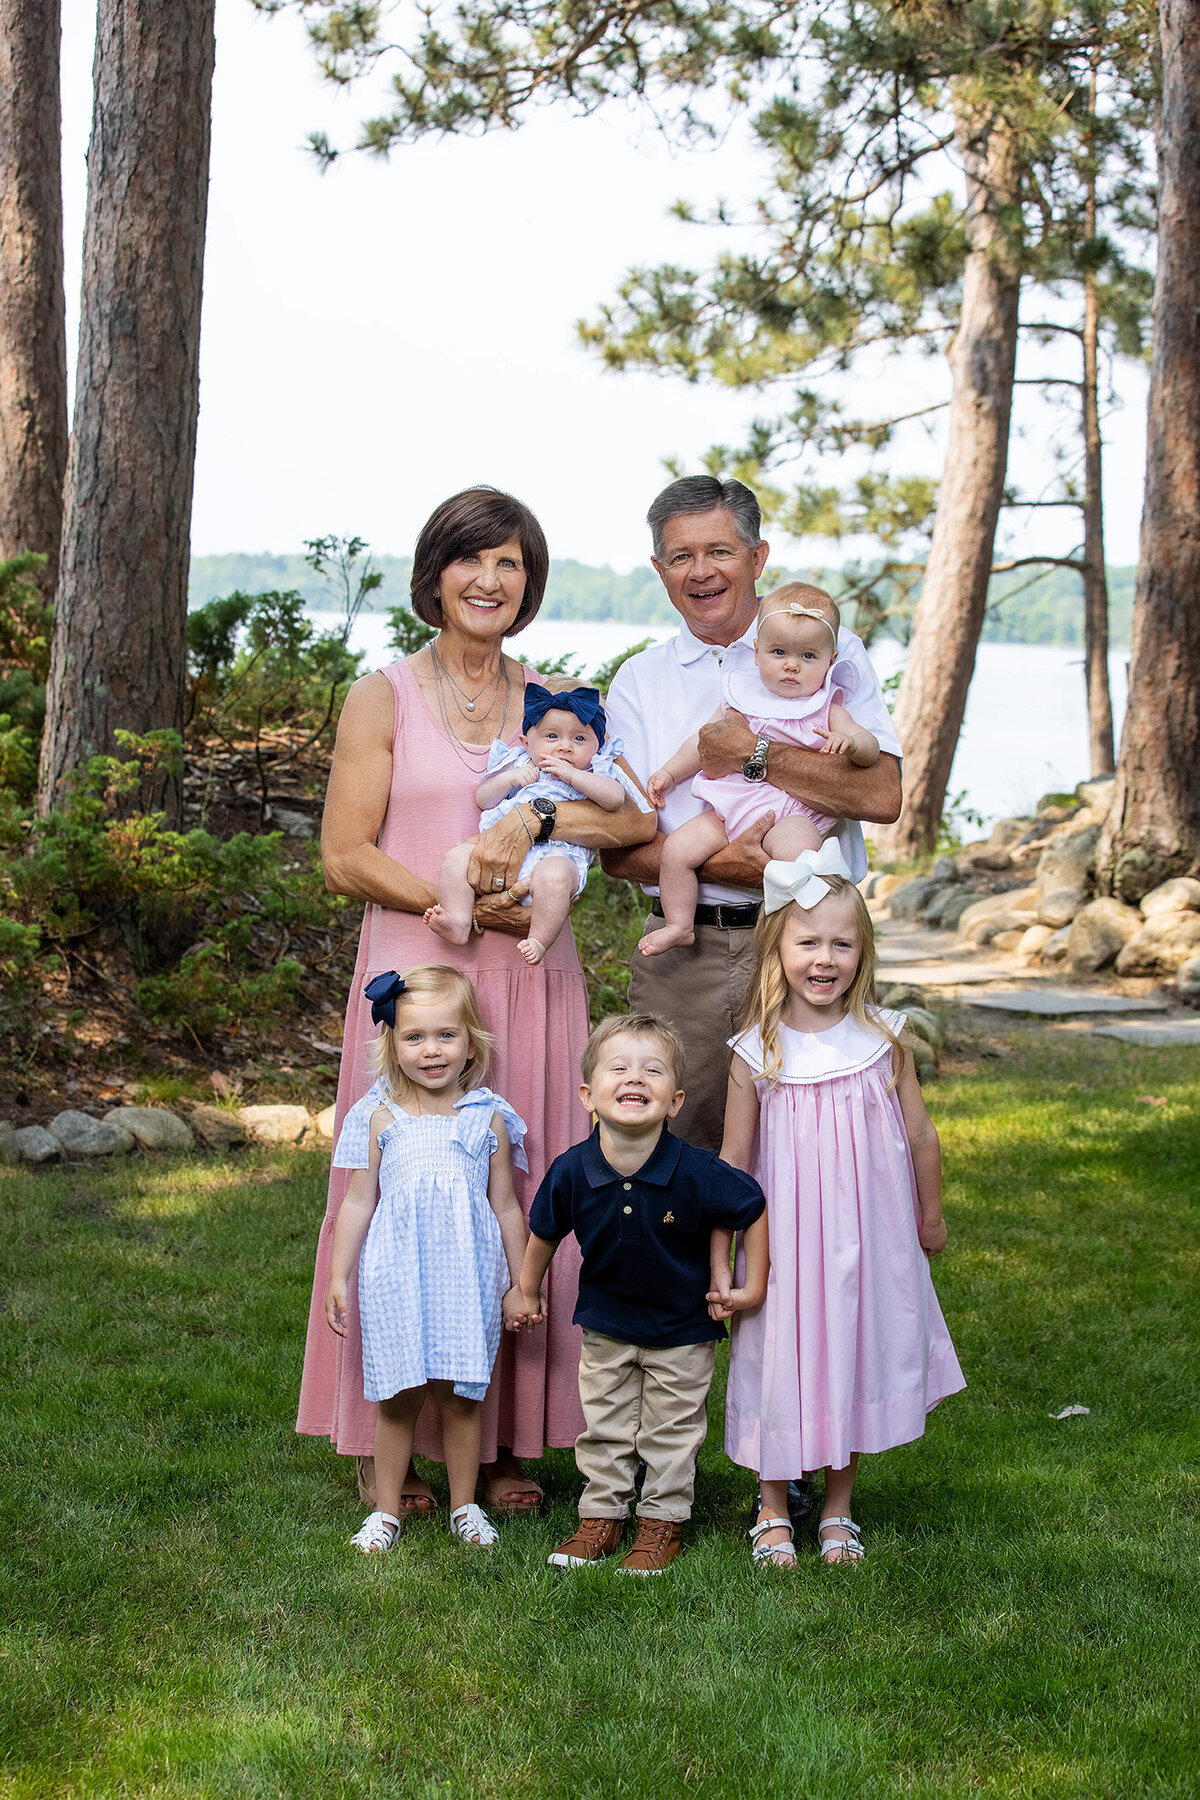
450 1502 499 1548
350 1510 403 1553
749 1516 796 1568
818 1516 865 1563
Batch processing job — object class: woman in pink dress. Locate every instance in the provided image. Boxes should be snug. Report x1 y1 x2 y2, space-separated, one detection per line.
297 487 655 1510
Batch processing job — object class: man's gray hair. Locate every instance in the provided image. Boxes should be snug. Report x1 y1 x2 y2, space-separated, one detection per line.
647 476 763 560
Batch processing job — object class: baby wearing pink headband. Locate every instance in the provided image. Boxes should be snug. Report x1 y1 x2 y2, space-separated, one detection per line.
638 583 881 958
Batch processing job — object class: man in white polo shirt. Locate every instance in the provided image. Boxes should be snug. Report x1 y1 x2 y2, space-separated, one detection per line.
603 476 903 1151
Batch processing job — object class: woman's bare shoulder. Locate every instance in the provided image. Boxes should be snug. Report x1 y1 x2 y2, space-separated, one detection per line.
337 668 397 737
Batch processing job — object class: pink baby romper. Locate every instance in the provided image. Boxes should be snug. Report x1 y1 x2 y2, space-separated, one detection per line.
692 660 854 840
724 1009 965 1477
296 658 589 1463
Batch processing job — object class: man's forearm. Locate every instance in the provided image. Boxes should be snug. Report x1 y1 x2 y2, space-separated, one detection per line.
601 833 767 893
758 747 902 825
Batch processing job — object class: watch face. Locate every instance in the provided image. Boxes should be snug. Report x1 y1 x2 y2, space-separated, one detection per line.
532 797 555 817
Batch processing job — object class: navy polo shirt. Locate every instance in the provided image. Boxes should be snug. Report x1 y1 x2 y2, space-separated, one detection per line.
529 1124 765 1349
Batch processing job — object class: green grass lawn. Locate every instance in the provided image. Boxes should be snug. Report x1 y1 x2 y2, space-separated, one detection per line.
2 1028 1198 1798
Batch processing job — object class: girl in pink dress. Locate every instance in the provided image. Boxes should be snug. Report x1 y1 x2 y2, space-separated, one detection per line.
297 488 654 1513
638 584 880 958
710 850 964 1567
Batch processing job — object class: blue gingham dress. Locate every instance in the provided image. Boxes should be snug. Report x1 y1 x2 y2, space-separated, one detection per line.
478 737 646 900
332 1082 528 1403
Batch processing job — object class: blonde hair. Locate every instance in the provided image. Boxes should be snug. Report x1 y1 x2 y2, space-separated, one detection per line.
581 1013 685 1092
371 963 493 1101
757 581 841 639
739 876 906 1086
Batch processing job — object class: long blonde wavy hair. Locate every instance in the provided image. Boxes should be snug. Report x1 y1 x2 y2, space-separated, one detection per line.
371 963 494 1102
739 875 906 1086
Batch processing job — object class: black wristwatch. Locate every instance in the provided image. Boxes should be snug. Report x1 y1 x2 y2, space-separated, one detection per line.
531 795 557 842
741 735 770 781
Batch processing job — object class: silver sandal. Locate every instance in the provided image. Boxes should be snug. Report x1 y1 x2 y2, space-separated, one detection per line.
818 1515 864 1564
749 1516 796 1568
450 1502 499 1548
350 1510 403 1553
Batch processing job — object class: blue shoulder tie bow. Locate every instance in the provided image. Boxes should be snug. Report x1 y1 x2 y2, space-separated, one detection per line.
364 970 406 1028
521 682 606 744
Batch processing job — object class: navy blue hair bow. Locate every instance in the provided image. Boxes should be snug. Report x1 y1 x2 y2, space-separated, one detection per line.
521 683 606 744
364 971 406 1028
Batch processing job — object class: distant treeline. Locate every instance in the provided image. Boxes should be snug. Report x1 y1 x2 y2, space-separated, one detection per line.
188 552 1136 647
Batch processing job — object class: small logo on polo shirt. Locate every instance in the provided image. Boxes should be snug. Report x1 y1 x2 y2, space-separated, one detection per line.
662 1210 675 1223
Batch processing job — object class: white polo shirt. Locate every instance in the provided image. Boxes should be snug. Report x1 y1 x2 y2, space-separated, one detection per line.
605 616 903 904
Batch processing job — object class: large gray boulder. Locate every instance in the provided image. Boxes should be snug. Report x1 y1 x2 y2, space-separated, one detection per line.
1035 821 1102 899
1036 887 1084 929
15 1124 60 1163
895 1004 944 1052
889 877 942 921
1115 911 1200 976
957 886 1041 941
48 1110 135 1156
239 1104 312 1146
315 1104 338 1141
0 1121 20 1166
1018 924 1055 962
1066 898 1144 974
1139 877 1200 919
1040 924 1073 964
929 855 960 883
1075 775 1115 815
102 1106 195 1152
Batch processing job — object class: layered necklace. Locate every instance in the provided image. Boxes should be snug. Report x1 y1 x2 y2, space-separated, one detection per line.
430 641 508 721
427 642 513 771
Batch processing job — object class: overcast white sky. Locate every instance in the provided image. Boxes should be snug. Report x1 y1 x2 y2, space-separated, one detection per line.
60 0 1150 574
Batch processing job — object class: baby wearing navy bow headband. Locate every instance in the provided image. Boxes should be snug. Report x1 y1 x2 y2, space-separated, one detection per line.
426 685 637 966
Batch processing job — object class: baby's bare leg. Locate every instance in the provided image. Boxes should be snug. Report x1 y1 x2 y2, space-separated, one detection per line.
425 841 476 946
638 812 732 957
762 815 824 861
519 857 578 966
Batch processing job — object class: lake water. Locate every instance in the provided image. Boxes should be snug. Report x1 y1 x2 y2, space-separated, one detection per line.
314 610 1129 833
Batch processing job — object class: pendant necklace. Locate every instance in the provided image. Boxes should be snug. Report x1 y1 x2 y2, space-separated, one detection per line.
430 642 506 720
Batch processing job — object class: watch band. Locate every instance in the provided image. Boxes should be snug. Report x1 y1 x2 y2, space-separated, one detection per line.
742 735 771 781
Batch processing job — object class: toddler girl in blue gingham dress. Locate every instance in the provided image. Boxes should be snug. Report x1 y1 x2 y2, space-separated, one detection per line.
325 964 530 1553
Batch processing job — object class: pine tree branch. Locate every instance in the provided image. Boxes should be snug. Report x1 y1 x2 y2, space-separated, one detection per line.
990 554 1086 574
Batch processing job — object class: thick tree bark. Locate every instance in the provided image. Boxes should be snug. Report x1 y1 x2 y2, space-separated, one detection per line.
38 0 216 820
0 0 68 589
878 108 1022 861
1098 0 1200 899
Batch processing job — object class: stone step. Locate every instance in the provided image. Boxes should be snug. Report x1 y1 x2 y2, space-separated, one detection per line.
1093 1020 1200 1046
961 989 1170 1017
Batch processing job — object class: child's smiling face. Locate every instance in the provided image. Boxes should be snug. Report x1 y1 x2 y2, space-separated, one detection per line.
779 893 862 1013
522 708 600 771
754 611 835 700
579 1029 684 1133
390 991 471 1094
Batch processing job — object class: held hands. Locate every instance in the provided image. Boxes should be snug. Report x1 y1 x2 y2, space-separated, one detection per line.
325 1278 349 1337
919 1215 948 1257
503 1284 547 1331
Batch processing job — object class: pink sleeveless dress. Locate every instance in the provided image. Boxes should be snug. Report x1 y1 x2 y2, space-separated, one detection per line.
295 658 588 1461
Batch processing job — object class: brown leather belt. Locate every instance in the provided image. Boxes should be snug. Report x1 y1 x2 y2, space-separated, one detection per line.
650 898 762 930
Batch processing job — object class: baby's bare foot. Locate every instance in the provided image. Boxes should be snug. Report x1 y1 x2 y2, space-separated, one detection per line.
424 904 471 947
518 937 548 966
637 924 695 957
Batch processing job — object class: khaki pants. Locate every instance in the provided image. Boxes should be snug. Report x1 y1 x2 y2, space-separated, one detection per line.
575 1331 716 1523
629 915 759 1151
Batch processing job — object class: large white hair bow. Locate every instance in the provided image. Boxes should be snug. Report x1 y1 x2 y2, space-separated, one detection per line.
762 840 854 914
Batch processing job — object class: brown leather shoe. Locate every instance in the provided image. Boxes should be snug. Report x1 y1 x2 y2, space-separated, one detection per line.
547 1517 625 1568
618 1518 684 1575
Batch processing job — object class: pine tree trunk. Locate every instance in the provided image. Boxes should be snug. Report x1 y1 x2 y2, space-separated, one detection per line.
38 0 216 820
1081 266 1115 777
878 108 1022 861
1081 58 1115 779
0 0 67 589
1097 0 1200 899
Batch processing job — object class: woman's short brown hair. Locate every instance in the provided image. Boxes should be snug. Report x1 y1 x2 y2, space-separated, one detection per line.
410 487 550 634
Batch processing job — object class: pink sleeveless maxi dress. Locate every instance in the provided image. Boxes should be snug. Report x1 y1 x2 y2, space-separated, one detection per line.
295 658 588 1462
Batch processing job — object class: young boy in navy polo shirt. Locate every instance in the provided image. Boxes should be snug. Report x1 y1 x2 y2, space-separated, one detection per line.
514 1014 766 1573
